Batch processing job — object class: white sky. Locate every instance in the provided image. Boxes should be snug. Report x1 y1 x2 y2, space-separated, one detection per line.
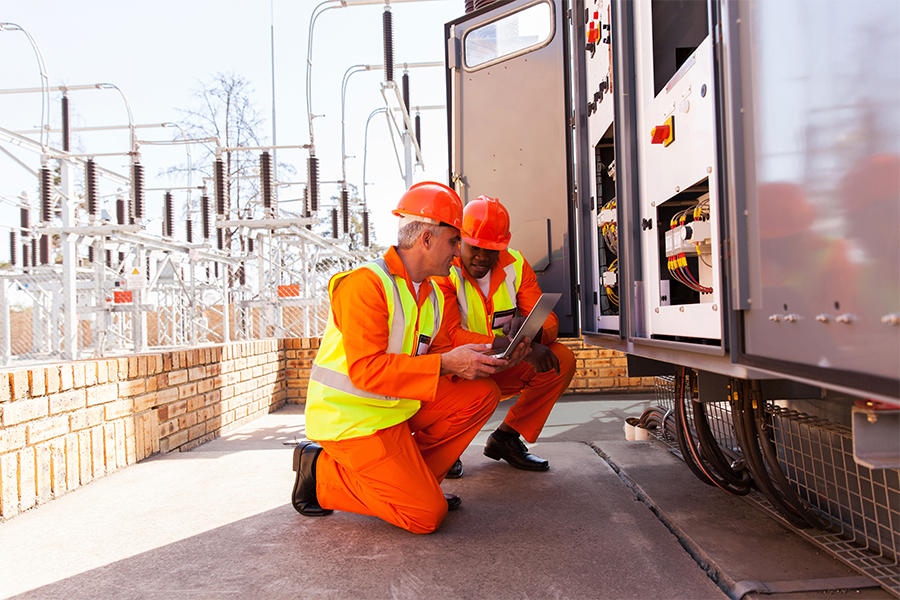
0 0 464 253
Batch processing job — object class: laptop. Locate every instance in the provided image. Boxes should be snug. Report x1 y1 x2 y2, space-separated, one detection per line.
486 292 562 359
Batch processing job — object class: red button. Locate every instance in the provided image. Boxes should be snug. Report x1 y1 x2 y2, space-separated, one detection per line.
651 125 671 144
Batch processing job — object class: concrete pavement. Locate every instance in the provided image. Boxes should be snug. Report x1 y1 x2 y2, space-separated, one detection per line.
0 394 889 600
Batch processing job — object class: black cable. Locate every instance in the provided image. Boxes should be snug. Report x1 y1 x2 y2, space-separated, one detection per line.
731 379 810 528
691 398 753 491
750 381 828 529
675 367 752 495
674 367 717 487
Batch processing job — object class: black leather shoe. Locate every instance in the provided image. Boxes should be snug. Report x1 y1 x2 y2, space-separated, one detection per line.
444 493 461 511
292 441 333 516
446 459 464 479
484 434 549 471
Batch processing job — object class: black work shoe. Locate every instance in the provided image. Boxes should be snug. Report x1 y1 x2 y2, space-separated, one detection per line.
446 459 464 479
483 434 550 471
292 441 333 516
444 493 462 511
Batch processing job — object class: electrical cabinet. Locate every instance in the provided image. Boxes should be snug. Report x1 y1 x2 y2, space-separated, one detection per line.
447 0 899 403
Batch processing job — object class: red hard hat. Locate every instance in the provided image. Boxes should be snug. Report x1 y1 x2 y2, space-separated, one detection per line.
461 195 511 250
392 181 463 229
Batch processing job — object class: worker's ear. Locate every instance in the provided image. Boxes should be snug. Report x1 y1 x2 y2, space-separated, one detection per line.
420 228 434 249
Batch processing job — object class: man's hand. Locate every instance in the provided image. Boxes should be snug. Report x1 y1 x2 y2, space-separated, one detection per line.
523 343 560 374
439 340 533 379
501 316 527 338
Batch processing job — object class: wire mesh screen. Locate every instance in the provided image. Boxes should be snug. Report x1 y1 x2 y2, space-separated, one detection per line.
653 375 739 452
653 376 900 596
770 405 900 590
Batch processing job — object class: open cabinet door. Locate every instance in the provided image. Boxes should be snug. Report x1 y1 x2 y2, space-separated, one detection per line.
445 0 578 336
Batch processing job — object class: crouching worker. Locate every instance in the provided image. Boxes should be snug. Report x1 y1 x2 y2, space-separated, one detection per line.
437 196 576 477
292 182 531 534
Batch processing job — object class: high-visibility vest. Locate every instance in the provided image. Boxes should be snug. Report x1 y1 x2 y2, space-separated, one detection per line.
448 249 525 337
305 258 444 441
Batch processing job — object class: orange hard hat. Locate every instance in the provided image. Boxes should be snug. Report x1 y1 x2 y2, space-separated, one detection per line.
392 181 463 229
461 195 511 250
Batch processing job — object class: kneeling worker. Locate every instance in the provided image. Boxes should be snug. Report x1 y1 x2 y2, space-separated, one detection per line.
292 182 530 534
437 195 576 476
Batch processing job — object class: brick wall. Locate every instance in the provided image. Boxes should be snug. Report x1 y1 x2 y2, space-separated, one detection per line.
0 339 286 520
0 336 649 521
560 339 655 394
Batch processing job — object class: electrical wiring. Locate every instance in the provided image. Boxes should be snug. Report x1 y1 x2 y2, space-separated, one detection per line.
600 199 618 254
605 258 618 307
673 367 753 495
666 197 713 294
730 378 816 528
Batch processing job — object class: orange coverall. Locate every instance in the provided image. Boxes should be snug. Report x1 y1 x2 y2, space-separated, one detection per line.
436 251 576 443
314 248 500 534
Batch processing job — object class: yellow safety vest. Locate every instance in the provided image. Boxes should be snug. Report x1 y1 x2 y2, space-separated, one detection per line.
448 249 524 337
305 258 444 441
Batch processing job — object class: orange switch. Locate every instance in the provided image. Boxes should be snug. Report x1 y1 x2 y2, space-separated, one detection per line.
650 116 675 146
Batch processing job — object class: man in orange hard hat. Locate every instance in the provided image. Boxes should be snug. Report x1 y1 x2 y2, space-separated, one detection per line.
437 195 576 475
292 182 531 534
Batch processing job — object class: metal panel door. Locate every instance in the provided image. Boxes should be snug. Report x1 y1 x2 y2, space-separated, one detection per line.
724 0 900 399
446 0 577 335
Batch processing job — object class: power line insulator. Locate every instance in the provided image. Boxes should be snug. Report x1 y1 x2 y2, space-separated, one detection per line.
260 151 274 211
363 210 370 248
331 208 338 239
383 7 394 82
88 246 94 264
22 243 30 269
9 231 17 267
85 159 99 218
303 187 312 230
39 236 49 265
308 156 319 212
116 197 126 225
106 249 112 269
215 158 228 216
61 95 71 152
341 188 350 235
402 72 411 116
186 219 193 244
40 167 52 223
247 237 255 253
217 228 224 251
20 207 30 238
201 193 212 239
415 114 422 147
132 163 145 222
164 192 174 238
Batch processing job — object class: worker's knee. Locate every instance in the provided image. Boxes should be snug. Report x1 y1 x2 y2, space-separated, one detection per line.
551 342 577 378
405 494 448 534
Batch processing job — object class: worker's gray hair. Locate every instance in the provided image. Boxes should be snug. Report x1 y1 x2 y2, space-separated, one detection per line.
397 220 442 249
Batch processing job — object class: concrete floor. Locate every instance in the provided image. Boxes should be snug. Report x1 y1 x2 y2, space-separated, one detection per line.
0 394 892 600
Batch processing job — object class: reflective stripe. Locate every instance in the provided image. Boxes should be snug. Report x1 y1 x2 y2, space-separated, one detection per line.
364 258 406 355
452 265 469 326
310 363 402 403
